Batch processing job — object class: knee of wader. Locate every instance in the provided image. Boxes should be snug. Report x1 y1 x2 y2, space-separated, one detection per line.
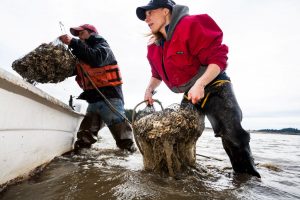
108 122 136 152
108 121 133 141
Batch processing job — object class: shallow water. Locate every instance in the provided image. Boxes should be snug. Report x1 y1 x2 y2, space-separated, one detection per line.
1 128 300 200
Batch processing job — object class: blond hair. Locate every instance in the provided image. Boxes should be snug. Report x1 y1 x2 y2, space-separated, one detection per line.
147 32 164 45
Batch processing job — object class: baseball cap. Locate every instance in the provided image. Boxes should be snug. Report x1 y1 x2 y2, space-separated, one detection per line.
70 24 98 36
136 0 176 21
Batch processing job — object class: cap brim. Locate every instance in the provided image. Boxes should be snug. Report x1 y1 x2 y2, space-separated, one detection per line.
70 27 84 36
136 5 157 21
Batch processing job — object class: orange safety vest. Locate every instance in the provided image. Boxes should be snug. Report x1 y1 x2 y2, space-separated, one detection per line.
75 62 123 90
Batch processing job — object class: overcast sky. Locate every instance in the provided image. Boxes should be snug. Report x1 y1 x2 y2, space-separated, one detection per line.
1 0 299 130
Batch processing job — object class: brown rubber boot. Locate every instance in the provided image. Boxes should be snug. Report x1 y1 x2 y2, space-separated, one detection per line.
108 121 137 153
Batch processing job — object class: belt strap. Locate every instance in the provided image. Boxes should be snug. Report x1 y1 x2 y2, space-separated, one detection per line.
184 79 231 109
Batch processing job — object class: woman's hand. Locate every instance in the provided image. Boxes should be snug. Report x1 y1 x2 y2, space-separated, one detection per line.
144 88 154 105
144 77 161 105
188 64 221 104
187 82 205 104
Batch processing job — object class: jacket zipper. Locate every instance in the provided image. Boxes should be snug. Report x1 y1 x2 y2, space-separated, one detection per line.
161 45 169 81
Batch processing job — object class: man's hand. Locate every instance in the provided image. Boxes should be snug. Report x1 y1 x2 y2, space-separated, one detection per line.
187 82 205 104
59 34 72 45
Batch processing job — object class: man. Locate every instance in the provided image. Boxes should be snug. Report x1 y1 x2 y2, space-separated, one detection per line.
136 0 260 177
59 24 136 153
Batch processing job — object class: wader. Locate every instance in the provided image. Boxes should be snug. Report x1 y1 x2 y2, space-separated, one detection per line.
182 73 260 178
74 99 136 153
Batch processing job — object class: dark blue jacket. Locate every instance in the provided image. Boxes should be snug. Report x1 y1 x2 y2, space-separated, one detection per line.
69 34 124 103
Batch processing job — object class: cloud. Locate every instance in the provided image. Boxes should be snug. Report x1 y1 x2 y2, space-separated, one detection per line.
1 0 300 129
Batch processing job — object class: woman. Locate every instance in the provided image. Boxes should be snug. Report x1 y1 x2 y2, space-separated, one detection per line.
136 0 260 177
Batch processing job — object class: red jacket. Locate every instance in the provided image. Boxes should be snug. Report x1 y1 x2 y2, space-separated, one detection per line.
147 6 228 93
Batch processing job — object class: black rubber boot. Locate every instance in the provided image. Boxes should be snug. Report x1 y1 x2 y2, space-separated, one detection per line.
206 102 261 178
108 121 137 153
222 137 261 178
74 140 92 154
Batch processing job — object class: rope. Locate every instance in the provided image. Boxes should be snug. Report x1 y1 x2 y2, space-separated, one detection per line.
63 36 131 124
59 21 66 34
196 153 223 161
76 63 132 125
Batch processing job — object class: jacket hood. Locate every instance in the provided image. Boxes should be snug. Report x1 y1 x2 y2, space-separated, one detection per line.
166 5 189 41
85 34 105 46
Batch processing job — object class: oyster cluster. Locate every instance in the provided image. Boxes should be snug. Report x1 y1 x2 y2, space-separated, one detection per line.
12 43 76 84
132 103 205 176
133 104 204 140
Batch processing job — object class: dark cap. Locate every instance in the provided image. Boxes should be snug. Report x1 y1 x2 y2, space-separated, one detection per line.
136 0 176 21
70 24 98 36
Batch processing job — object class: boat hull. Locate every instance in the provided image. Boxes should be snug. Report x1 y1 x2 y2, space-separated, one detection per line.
0 68 84 186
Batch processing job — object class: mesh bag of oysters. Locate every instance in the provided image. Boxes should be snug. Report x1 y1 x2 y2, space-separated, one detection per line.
12 39 76 84
132 101 205 177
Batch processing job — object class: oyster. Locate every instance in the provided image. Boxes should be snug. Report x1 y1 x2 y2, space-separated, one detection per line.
12 43 76 84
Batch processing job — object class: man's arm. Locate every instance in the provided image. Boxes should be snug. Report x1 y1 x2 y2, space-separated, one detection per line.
69 38 115 67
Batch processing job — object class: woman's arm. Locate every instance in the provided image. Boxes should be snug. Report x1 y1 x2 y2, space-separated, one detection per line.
144 77 162 105
187 63 220 104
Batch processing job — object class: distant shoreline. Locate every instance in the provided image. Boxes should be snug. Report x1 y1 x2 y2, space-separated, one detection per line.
253 128 300 135
205 127 300 135
252 130 300 135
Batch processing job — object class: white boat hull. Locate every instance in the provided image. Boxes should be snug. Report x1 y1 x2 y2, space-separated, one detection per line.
0 68 84 186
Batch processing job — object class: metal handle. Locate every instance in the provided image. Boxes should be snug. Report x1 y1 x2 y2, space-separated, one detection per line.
131 99 164 125
131 99 163 155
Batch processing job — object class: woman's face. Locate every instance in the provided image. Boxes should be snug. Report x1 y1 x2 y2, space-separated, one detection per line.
78 30 91 40
145 8 169 34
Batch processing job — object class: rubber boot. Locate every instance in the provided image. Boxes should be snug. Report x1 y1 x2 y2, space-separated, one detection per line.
222 134 261 178
206 106 261 178
74 112 104 153
108 121 137 153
